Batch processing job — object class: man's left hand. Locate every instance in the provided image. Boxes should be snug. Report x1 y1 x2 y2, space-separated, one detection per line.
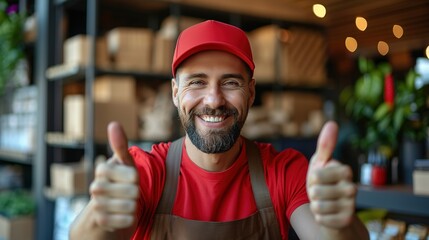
306 121 357 229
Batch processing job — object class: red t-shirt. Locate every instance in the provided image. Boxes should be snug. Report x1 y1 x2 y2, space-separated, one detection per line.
130 138 309 239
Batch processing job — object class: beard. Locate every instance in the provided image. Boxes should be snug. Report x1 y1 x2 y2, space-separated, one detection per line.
179 106 244 154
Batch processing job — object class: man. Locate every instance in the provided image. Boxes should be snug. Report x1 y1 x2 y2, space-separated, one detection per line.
70 20 369 240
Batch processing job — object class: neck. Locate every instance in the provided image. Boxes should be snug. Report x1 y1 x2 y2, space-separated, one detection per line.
184 136 243 172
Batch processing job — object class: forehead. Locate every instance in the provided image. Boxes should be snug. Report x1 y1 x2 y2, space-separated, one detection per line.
177 50 248 76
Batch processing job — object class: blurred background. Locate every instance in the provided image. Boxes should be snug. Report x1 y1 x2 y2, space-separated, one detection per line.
0 0 428 239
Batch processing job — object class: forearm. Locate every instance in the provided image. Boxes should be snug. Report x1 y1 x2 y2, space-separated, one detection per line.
69 200 134 240
319 215 369 240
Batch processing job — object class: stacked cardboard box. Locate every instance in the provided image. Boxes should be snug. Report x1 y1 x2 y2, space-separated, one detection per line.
137 82 175 141
106 27 154 71
63 35 110 68
249 25 327 86
0 215 34 240
64 76 138 142
62 27 155 72
242 92 324 139
50 162 87 195
152 16 203 74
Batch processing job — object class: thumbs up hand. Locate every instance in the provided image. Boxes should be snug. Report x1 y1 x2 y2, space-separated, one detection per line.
89 121 139 231
307 121 356 229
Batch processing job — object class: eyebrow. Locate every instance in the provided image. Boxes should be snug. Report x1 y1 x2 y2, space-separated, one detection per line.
181 73 245 82
184 73 245 81
187 73 207 80
221 73 245 81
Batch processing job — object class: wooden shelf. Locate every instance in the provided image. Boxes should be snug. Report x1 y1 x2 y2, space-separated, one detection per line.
45 132 85 149
356 184 429 217
46 64 171 82
0 150 33 165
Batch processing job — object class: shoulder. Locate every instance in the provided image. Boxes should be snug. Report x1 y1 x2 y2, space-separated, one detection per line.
128 142 172 171
253 141 309 168
129 142 171 160
252 140 309 189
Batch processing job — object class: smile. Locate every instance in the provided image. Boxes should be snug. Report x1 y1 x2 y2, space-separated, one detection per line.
200 115 225 123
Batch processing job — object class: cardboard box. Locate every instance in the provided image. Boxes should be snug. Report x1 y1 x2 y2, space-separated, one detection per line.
24 14 37 43
64 95 138 141
249 25 327 86
63 35 110 68
93 101 138 141
263 92 323 124
248 25 278 83
50 162 87 195
112 51 152 72
64 95 86 140
107 27 154 54
262 92 323 136
94 76 136 103
0 215 34 240
158 16 203 38
107 27 154 71
413 170 429 196
152 16 202 74
152 32 175 74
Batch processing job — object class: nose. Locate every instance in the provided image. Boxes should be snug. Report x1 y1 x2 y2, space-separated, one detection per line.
203 84 225 109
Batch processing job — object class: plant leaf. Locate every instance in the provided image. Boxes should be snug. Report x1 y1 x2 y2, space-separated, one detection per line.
374 103 391 121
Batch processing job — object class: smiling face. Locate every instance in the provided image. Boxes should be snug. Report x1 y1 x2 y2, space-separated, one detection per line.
172 50 255 153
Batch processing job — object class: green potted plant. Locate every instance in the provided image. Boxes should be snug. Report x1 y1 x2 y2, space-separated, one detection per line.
0 0 26 94
340 57 429 184
340 58 395 154
0 189 35 218
0 189 35 240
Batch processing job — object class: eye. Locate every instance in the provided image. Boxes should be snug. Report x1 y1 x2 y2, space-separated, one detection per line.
189 79 205 86
223 80 241 88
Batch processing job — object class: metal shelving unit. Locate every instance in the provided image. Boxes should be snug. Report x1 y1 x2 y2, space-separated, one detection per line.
0 150 33 165
357 184 429 218
30 1 428 239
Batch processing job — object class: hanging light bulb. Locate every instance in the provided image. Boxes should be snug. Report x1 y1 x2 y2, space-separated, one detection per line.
378 41 389 56
345 37 358 52
393 25 404 39
355 17 368 31
313 4 326 18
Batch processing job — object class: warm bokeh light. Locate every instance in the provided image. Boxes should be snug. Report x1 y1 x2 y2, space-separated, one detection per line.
355 17 368 31
378 41 389 56
313 4 326 18
345 37 358 52
393 25 404 38
426 45 429 59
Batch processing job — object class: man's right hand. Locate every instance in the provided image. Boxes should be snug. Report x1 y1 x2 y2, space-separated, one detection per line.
89 121 139 231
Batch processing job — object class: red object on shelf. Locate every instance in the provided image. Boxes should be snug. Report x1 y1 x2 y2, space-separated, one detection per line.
372 165 387 186
384 73 395 107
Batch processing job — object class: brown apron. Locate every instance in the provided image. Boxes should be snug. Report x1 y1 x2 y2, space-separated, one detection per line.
151 138 282 240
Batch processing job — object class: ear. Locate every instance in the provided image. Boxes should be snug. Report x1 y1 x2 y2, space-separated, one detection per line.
248 78 256 107
171 78 179 107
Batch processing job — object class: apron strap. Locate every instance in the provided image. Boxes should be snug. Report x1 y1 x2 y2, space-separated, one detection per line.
245 138 275 210
156 137 275 212
155 137 184 214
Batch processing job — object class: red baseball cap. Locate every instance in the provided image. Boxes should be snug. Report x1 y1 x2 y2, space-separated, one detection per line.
172 20 255 77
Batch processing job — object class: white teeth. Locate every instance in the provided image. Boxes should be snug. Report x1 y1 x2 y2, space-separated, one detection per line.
202 115 224 123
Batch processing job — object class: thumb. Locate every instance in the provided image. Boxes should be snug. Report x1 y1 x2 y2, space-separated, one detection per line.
310 121 338 167
107 121 135 166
